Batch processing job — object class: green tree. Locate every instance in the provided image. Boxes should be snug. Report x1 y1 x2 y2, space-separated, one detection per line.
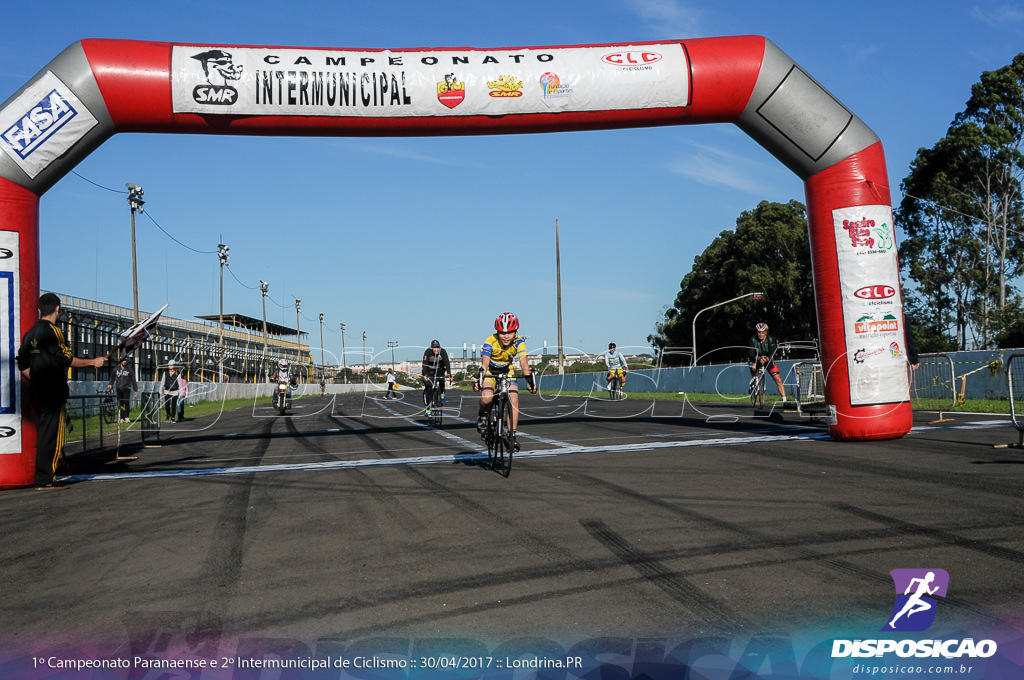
898 52 1024 348
648 200 817 365
897 143 985 349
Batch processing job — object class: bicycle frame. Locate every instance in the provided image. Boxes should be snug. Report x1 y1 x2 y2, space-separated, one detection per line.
482 373 518 476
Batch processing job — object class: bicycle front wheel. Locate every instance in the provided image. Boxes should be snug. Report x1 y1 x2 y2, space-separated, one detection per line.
494 397 513 477
751 371 766 408
431 386 443 426
102 397 117 424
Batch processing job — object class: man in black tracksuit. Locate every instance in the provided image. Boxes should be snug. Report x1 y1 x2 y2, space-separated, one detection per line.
17 293 107 489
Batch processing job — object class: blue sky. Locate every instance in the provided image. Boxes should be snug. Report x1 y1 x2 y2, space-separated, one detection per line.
2 0 1022 366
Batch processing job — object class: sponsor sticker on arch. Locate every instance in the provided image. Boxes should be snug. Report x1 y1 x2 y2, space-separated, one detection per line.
171 43 690 117
833 204 908 406
0 231 19 454
0 71 99 179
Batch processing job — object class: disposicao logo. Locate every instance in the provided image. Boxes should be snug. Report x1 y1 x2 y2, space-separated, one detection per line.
831 568 998 660
883 568 948 632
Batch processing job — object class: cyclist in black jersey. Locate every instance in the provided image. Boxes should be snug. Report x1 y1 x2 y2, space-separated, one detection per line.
421 339 451 416
748 322 787 403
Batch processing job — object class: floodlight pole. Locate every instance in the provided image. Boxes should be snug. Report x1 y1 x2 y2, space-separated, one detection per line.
691 292 763 366
319 312 325 381
388 341 398 372
295 299 302 372
260 280 269 380
340 322 347 383
217 242 229 382
125 184 145 325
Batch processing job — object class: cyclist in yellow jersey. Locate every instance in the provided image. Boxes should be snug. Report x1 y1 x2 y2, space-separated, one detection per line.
474 312 536 447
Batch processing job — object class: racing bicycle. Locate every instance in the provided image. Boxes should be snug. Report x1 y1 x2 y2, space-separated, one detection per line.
481 373 519 477
749 341 813 409
97 385 118 425
608 371 626 400
424 376 445 427
749 366 767 409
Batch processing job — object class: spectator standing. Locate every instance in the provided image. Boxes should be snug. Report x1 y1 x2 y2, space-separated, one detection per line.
177 372 187 420
161 360 182 422
16 293 107 490
107 356 137 423
385 368 397 399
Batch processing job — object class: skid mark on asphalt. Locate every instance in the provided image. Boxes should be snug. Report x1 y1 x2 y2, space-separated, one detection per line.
581 518 745 629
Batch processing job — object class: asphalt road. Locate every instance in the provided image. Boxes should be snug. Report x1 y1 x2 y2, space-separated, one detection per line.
1 390 1021 678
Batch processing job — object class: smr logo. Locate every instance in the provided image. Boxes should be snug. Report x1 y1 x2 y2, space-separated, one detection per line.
0 426 17 438
882 569 949 632
191 49 243 105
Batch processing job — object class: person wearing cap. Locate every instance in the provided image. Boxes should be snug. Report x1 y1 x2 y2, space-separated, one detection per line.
107 355 138 423
17 293 108 490
748 322 787 403
602 342 629 395
161 359 183 422
421 339 452 417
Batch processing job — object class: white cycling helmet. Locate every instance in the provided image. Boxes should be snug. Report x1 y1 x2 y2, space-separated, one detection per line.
278 359 288 368
755 322 769 333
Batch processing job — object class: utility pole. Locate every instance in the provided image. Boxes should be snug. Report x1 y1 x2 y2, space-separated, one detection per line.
556 218 564 375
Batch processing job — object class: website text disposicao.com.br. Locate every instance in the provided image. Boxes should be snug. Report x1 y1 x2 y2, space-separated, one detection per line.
850 662 980 676
835 637 996 677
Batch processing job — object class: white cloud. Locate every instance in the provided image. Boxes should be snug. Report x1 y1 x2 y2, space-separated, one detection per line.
349 142 491 168
630 0 704 38
666 142 781 195
969 3 1024 30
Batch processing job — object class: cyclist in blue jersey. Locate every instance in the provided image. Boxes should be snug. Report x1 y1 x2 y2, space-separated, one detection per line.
603 342 629 394
474 312 536 447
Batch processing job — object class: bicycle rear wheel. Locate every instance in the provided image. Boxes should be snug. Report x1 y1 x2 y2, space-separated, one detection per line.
486 404 498 468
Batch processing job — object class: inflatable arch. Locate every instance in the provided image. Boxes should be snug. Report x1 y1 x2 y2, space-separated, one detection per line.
0 36 912 486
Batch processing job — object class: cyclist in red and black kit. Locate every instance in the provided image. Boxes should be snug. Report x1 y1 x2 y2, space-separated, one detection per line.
748 322 787 403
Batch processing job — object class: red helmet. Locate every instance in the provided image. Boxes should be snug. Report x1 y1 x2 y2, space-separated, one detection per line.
495 312 520 333
755 322 769 332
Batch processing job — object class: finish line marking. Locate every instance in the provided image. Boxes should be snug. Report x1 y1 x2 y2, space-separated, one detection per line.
61 430 829 483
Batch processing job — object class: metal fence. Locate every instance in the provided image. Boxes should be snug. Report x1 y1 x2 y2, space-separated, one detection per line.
998 353 1024 448
791 361 825 416
909 353 957 414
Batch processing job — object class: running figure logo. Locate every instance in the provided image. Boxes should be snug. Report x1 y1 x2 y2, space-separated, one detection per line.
882 569 949 632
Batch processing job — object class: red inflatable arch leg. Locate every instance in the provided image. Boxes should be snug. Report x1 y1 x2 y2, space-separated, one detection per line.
805 143 913 440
